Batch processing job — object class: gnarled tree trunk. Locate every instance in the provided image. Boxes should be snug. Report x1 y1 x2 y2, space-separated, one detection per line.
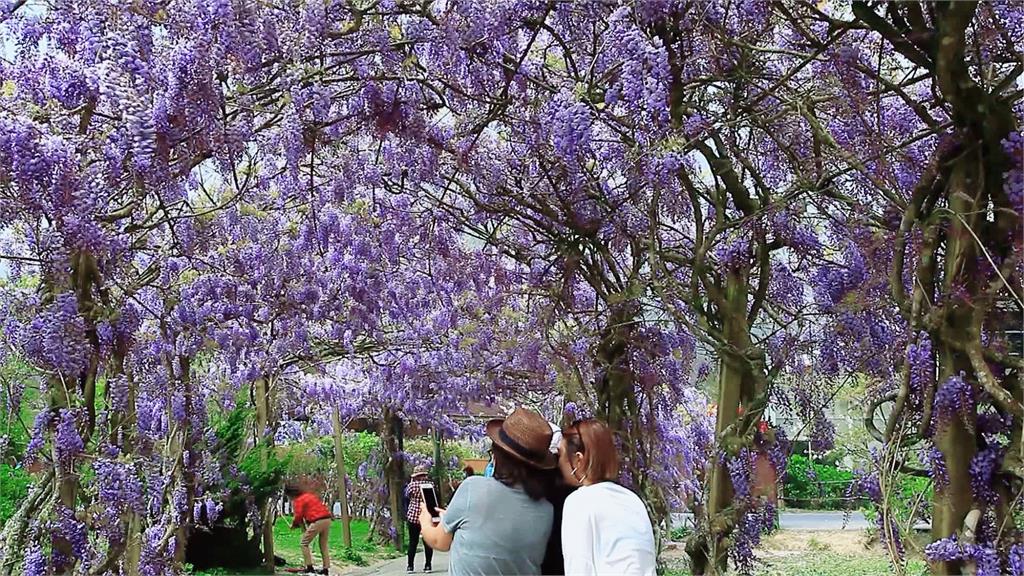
382 409 405 551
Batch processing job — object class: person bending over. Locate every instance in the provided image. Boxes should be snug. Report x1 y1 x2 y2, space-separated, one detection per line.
284 484 332 575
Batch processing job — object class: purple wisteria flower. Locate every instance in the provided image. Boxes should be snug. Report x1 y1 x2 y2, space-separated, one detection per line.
714 237 751 271
1009 543 1024 576
23 542 46 576
932 372 975 433
55 408 84 465
906 332 933 400
925 537 1001 576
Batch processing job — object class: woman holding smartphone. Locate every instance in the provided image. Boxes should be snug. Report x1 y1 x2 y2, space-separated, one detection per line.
558 418 656 576
405 466 435 573
418 407 555 576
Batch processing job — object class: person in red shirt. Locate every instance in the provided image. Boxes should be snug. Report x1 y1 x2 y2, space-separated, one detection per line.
285 484 332 575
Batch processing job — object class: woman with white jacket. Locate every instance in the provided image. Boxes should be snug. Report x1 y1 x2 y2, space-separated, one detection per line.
557 419 657 576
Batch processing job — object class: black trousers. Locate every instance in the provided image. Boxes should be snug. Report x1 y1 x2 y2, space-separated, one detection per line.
407 521 433 568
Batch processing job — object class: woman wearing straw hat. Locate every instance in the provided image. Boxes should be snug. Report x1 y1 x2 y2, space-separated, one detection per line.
404 465 435 573
418 407 556 576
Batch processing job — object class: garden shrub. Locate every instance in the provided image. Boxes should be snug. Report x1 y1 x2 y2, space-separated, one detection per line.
279 431 383 517
404 437 480 470
783 454 856 510
186 407 291 571
861 474 932 552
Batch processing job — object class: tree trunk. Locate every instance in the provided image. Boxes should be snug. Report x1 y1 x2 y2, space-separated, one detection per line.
432 429 443 497
698 267 756 575
123 364 143 576
253 376 276 572
930 401 975 574
124 511 142 576
332 408 353 548
50 373 78 573
382 409 405 551
174 355 197 567
928 156 982 575
593 304 635 431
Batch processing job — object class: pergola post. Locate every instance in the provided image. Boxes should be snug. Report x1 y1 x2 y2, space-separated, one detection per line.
432 429 443 497
332 407 353 548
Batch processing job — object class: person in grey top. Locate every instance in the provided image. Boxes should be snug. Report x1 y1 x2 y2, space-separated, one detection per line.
418 407 557 576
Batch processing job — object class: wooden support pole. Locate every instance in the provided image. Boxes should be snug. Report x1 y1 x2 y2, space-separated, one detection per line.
432 429 443 492
254 377 275 572
332 408 353 548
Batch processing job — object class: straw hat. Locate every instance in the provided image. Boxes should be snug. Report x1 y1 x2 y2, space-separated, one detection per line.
485 407 557 469
412 465 429 478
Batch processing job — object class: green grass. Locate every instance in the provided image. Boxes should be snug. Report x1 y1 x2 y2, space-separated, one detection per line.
0 464 31 524
272 517 399 569
665 553 928 576
187 519 393 576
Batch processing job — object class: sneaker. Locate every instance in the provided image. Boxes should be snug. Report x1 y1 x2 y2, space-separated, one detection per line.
406 567 414 574
423 566 432 573
318 570 329 575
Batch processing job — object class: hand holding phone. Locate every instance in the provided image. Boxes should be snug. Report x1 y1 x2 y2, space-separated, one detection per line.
420 483 441 524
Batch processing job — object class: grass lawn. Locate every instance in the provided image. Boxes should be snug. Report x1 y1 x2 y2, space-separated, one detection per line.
272 517 400 570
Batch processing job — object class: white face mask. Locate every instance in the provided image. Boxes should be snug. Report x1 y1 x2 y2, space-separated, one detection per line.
548 424 561 455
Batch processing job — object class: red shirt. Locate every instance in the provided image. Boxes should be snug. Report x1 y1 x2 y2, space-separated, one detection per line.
292 493 331 526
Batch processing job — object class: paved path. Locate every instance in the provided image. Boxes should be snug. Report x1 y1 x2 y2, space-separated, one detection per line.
346 551 450 576
672 510 871 531
778 511 870 530
341 512 870 575
268 511 878 575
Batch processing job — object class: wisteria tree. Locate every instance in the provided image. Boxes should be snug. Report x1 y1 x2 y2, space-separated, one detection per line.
370 4 870 573
0 1 563 573
366 0 719 543
779 1 1022 574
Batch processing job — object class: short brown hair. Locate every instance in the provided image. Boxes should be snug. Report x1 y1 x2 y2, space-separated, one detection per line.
561 419 619 482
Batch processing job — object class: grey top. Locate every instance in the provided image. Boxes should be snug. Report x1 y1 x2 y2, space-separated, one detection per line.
441 475 553 576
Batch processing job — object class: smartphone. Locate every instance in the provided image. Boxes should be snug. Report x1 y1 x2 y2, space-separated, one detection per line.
420 484 441 523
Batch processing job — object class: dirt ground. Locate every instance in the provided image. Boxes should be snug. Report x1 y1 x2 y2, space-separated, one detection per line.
661 530 932 575
661 530 896 564
759 530 876 555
